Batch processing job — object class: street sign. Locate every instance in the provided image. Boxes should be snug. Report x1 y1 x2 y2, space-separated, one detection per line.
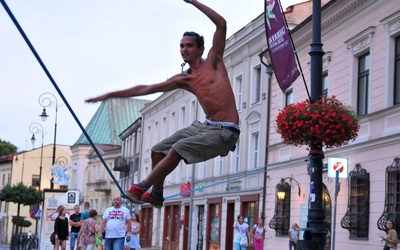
34 209 41 219
328 158 348 178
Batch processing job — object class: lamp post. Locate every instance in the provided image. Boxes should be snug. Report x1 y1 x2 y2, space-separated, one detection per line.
38 92 59 189
29 122 44 238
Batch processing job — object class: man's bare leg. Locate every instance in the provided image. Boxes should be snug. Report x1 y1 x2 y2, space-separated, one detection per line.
144 148 182 189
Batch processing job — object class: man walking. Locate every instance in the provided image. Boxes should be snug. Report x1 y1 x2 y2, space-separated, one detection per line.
99 196 131 250
69 204 81 249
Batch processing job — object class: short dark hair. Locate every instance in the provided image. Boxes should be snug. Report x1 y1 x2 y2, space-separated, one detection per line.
183 31 204 48
89 209 98 218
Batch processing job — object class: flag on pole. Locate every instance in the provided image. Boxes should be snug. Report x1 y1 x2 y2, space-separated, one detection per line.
265 0 300 92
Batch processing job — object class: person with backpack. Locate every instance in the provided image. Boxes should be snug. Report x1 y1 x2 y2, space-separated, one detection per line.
250 218 266 250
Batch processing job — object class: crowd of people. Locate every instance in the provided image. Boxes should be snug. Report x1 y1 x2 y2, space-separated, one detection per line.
50 196 141 250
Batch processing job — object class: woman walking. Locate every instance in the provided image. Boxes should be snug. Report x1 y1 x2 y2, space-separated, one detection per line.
54 206 69 250
77 209 100 250
233 215 250 250
383 219 398 250
250 218 266 250
124 213 141 250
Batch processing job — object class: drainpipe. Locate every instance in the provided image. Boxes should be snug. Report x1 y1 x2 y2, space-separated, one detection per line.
259 50 273 224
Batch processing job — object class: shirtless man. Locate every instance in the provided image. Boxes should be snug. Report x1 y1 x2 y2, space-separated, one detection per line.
86 0 240 208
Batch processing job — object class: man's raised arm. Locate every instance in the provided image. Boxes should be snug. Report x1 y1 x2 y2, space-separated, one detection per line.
184 0 227 56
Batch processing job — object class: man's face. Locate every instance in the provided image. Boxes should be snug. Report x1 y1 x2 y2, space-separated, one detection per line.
113 196 122 208
180 36 204 63
74 205 80 214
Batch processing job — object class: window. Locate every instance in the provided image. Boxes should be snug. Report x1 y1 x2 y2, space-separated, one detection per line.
235 75 243 111
207 198 221 250
285 89 293 106
180 106 186 129
215 156 223 176
231 139 240 173
345 26 374 112
341 163 370 239
322 73 329 97
269 180 290 236
249 132 260 169
242 200 257 245
357 53 370 115
32 175 40 189
252 66 262 105
395 36 400 104
377 157 400 238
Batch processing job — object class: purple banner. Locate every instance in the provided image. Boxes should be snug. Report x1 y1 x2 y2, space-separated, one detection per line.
265 0 300 92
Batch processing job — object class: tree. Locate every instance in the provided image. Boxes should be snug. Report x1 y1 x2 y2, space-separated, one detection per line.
0 139 17 157
0 182 43 243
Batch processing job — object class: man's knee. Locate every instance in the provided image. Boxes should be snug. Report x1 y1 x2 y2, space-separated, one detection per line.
151 150 166 163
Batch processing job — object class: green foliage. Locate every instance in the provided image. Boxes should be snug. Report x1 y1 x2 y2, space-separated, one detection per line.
0 139 18 157
21 219 32 227
0 182 43 205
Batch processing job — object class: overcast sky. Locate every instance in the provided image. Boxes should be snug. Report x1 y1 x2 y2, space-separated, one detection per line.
0 0 301 150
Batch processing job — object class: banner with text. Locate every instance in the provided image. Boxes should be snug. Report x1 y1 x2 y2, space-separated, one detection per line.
265 0 300 92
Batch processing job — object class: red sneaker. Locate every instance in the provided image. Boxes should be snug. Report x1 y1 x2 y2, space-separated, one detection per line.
141 192 164 208
125 184 145 204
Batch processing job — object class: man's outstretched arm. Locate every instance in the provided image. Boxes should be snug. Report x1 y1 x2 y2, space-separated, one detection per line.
85 74 190 103
184 0 227 57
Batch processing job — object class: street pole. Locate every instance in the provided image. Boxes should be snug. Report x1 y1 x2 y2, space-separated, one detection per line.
38 92 58 190
308 0 327 248
297 0 327 249
30 122 44 238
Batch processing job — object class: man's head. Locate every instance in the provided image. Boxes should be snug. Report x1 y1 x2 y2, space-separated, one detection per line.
183 31 204 48
84 201 90 210
112 196 122 208
74 204 80 214
181 31 205 62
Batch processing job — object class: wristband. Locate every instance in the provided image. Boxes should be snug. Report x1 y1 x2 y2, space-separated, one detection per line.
187 0 192 3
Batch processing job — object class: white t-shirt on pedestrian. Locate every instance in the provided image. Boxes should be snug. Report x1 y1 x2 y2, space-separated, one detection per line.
233 222 249 243
103 206 131 238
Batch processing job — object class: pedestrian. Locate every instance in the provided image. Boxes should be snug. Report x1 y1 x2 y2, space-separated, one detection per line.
81 202 91 221
85 0 240 208
54 206 69 250
250 218 266 250
49 205 64 221
233 215 250 250
289 223 300 250
69 204 82 250
77 209 100 250
99 196 132 250
124 213 141 250
383 219 397 250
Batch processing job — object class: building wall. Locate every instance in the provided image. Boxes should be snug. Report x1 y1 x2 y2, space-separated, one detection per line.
265 0 400 249
7 144 72 243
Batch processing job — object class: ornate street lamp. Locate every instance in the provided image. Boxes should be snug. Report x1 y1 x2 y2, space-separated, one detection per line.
38 92 59 189
29 122 44 238
30 122 44 191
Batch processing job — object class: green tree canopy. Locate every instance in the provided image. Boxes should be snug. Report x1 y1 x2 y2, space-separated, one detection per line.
0 139 17 157
0 182 42 205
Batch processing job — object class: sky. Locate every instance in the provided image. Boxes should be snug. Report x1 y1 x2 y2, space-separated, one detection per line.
0 0 301 151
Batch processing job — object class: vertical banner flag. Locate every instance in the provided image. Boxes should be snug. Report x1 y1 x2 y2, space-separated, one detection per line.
265 0 300 92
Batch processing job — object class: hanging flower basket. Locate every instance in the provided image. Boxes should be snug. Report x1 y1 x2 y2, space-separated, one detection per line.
276 96 360 148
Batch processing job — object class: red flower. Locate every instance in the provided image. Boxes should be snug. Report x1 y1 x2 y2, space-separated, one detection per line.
276 96 360 148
